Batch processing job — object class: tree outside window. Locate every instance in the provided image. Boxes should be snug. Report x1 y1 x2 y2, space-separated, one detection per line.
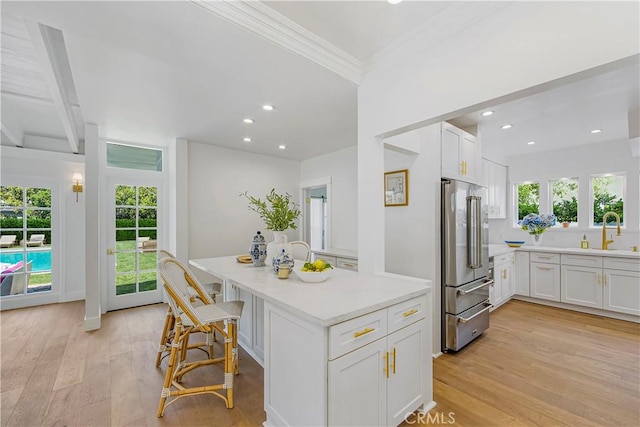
592 175 624 226
552 179 578 225
516 182 539 221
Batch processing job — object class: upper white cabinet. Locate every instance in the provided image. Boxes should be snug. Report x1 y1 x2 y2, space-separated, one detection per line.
441 122 480 184
481 158 508 219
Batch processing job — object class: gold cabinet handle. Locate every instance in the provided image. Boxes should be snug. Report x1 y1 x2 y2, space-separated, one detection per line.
383 351 389 378
402 309 418 318
464 161 468 175
597 273 601 285
604 275 608 286
392 348 396 374
353 327 375 338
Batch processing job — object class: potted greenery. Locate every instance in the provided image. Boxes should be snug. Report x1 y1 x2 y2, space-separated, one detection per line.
241 189 301 261
554 198 578 228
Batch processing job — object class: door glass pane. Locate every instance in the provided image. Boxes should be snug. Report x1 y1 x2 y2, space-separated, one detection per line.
0 185 52 296
115 185 136 206
139 272 157 292
138 186 157 206
116 273 137 295
138 208 157 227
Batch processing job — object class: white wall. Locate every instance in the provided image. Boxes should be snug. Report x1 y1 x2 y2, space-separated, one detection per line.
187 142 301 262
489 140 640 250
301 146 357 252
0 147 85 310
358 2 639 353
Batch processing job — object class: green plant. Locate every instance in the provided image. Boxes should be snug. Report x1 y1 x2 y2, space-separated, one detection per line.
554 197 578 223
241 189 301 231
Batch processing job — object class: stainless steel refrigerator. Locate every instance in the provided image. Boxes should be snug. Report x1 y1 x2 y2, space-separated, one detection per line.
441 179 493 352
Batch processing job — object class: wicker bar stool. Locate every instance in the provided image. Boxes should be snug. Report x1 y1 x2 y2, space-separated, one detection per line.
155 250 225 367
157 257 243 417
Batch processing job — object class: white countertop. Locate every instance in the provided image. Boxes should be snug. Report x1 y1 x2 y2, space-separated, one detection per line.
190 256 430 327
489 244 640 259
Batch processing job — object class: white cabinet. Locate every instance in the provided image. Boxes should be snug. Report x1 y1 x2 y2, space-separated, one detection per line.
337 257 358 271
515 251 530 296
530 252 561 302
441 122 480 184
481 158 508 219
559 254 640 315
491 253 514 309
312 252 358 272
328 297 428 427
224 281 264 366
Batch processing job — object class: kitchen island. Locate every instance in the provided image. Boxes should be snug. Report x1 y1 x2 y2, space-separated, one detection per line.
190 256 435 427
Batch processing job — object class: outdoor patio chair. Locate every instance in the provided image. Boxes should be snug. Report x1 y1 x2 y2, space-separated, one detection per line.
156 257 243 416
25 234 45 247
0 261 32 296
0 235 17 248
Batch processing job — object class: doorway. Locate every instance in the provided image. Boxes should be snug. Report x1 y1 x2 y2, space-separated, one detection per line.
106 178 163 310
302 179 331 251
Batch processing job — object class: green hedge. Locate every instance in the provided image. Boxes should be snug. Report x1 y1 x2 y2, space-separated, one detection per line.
0 218 51 243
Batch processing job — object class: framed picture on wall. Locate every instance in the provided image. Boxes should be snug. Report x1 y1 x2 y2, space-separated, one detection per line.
384 169 408 206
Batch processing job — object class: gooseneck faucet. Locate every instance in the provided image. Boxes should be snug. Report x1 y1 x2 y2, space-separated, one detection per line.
601 212 621 250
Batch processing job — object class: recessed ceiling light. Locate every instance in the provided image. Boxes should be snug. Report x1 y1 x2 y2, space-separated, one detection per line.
278 144 286 150
388 0 403 4
243 137 251 142
590 129 602 134
262 105 274 111
501 124 512 130
481 110 494 117
527 141 535 145
243 118 254 124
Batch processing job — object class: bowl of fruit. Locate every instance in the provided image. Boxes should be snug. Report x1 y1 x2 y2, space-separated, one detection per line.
294 259 334 283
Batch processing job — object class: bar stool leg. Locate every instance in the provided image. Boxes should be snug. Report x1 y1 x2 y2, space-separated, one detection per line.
157 321 183 417
155 306 175 367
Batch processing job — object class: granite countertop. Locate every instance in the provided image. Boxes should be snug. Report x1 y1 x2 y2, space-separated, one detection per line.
190 256 430 327
488 244 640 259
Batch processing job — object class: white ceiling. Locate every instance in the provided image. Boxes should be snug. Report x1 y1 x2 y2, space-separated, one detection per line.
1 1 638 162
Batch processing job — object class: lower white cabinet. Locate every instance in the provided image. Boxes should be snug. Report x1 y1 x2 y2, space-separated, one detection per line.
491 253 514 308
329 320 426 427
604 268 640 315
514 252 530 296
530 262 561 302
561 265 602 308
224 281 264 366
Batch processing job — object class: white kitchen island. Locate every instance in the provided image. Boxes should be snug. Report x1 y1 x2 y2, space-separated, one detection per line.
190 256 435 427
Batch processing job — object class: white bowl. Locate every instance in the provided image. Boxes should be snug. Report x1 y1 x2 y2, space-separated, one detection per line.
294 267 333 283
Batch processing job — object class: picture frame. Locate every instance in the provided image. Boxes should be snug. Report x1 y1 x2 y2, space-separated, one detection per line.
384 169 408 206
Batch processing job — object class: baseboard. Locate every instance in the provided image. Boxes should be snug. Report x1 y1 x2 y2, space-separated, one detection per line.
512 296 640 323
432 351 443 359
84 314 101 331
59 290 85 303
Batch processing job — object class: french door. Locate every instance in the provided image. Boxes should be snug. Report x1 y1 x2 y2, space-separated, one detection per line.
107 177 163 310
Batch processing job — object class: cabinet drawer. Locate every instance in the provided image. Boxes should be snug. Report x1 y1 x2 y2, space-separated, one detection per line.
387 296 426 334
336 257 358 271
530 252 560 264
313 254 337 266
494 253 513 266
604 257 640 272
329 309 387 360
561 254 603 268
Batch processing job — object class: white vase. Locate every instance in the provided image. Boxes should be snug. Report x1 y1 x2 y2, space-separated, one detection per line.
267 231 292 264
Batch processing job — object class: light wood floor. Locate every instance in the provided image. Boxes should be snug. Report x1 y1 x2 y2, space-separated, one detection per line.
1 300 638 426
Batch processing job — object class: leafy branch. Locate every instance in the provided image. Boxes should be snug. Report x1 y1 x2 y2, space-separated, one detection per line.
240 189 301 231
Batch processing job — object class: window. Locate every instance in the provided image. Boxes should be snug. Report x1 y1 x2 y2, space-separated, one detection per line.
552 178 578 226
515 182 539 222
107 142 163 172
591 174 624 226
0 186 53 296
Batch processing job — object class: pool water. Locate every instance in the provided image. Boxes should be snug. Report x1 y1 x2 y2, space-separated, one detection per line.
0 251 51 272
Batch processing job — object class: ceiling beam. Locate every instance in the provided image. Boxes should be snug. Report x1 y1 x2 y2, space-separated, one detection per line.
1 123 23 147
25 20 80 154
188 0 362 84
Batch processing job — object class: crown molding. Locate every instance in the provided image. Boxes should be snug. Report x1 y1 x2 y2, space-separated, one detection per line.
188 0 362 84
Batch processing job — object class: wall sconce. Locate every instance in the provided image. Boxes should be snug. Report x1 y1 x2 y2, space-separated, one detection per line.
72 172 83 202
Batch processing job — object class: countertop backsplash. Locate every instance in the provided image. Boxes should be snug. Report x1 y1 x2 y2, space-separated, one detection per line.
488 220 640 252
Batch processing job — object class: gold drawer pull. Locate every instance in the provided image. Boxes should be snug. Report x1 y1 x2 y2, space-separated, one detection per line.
354 327 375 338
402 309 418 317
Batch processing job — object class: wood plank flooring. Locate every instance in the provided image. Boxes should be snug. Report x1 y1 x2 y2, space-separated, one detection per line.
1 299 638 426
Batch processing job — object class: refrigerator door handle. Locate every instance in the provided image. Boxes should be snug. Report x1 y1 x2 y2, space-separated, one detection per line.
467 195 482 269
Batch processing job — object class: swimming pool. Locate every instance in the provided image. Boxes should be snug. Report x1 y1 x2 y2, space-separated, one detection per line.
0 251 51 272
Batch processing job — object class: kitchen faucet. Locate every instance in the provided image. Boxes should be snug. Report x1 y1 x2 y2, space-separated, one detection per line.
601 211 621 250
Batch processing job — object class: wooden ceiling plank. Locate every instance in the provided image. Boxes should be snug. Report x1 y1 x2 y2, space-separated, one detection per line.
1 122 23 147
25 20 80 154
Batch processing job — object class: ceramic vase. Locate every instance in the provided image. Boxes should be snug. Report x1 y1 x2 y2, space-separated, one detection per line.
272 248 294 274
267 231 292 264
249 231 267 267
